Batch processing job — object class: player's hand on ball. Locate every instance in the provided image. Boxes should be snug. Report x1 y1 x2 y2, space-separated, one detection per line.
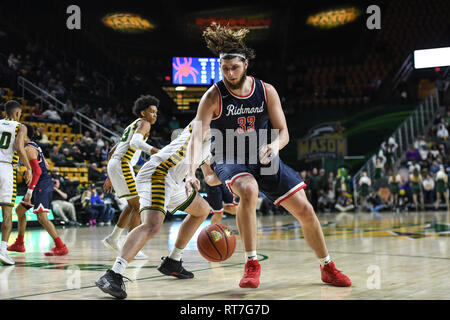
259 143 277 164
103 177 113 193
185 175 200 196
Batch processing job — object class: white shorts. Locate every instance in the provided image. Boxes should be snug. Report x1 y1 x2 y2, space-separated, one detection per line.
0 163 17 206
107 158 138 200
135 163 196 215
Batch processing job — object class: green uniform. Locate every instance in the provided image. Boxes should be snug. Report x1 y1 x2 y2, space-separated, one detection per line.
374 167 382 180
359 183 370 197
436 179 447 193
389 182 399 195
410 179 421 194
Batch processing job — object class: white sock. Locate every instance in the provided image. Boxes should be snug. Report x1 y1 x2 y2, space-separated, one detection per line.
111 256 128 275
0 241 7 254
109 226 124 240
245 250 257 261
169 247 184 261
319 254 332 267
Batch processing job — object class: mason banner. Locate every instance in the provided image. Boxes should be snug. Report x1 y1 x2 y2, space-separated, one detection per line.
297 122 347 160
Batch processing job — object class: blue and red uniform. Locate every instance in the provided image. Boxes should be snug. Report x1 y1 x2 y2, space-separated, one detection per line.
27 141 54 214
210 76 306 206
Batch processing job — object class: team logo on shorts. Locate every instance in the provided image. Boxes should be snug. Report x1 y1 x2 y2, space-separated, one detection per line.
210 230 223 242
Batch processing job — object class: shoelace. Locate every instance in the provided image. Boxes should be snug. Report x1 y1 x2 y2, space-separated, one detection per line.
245 263 259 276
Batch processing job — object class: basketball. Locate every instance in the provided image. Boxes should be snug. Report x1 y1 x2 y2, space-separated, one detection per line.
197 224 236 262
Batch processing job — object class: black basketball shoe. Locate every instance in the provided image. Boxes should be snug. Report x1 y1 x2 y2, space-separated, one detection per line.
95 269 128 299
157 256 194 279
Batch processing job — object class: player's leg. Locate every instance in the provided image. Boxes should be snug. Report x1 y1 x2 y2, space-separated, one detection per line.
262 160 351 287
7 203 28 253
103 159 141 253
158 191 211 279
0 166 16 265
205 184 225 225
95 209 164 299
228 175 261 288
35 184 68 256
0 205 15 265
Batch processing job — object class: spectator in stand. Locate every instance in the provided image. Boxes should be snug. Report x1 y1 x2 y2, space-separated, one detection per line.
96 192 115 226
101 141 110 162
327 171 336 194
88 162 105 182
81 190 98 226
81 131 91 144
319 168 328 193
90 147 106 168
35 126 50 148
73 137 83 151
71 145 85 166
26 102 44 121
317 184 336 212
406 145 421 162
422 173 435 206
430 160 441 175
50 146 66 166
88 186 109 226
41 104 62 123
82 137 96 158
61 148 75 167
62 99 76 125
59 136 72 152
437 123 448 141
51 178 81 226
95 133 105 149
335 191 355 213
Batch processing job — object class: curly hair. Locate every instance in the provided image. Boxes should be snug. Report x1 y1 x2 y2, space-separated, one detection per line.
133 94 159 118
203 22 255 60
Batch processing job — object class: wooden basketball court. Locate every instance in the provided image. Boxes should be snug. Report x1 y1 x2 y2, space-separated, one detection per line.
1 211 449 300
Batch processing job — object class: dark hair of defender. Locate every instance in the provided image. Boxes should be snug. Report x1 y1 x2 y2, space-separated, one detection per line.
132 95 159 118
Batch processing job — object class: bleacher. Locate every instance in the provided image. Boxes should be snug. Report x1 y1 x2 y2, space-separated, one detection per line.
2 87 98 186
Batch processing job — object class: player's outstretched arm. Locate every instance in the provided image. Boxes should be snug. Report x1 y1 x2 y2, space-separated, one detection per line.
186 86 219 195
130 119 159 154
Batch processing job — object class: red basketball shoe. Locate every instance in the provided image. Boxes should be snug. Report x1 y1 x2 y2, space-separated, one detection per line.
45 245 69 256
320 261 351 287
239 259 261 288
7 242 25 253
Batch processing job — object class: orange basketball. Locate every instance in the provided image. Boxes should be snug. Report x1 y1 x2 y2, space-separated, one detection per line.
197 224 236 262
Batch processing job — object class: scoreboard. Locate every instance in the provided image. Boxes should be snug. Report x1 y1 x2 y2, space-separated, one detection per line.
172 57 223 85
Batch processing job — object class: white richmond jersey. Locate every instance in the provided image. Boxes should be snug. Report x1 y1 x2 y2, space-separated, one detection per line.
112 118 149 166
141 123 211 184
0 118 20 164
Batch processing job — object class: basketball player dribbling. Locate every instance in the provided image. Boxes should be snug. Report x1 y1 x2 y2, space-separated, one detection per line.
0 100 32 265
102 95 160 260
185 23 351 288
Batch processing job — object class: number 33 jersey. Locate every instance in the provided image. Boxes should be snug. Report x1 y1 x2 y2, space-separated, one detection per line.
0 118 20 164
211 76 271 164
